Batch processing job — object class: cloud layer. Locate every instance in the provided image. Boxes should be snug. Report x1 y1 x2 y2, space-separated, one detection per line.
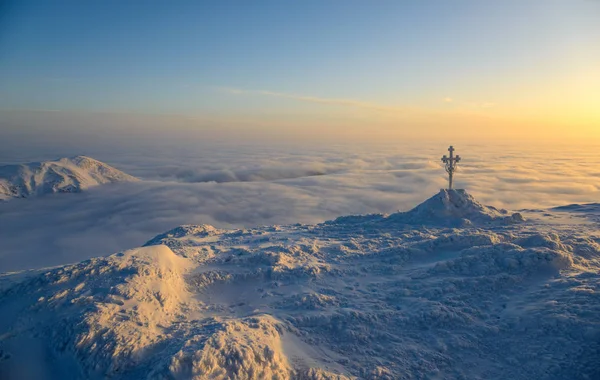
0 141 598 272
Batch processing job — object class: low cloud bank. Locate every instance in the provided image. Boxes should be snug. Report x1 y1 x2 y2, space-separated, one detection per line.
0 142 598 272
154 165 338 183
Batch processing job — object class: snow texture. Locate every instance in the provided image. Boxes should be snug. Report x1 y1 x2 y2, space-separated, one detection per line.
399 189 525 226
0 155 137 200
0 190 598 379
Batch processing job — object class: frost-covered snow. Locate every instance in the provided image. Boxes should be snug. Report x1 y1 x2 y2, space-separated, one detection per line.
1 190 599 379
0 156 137 200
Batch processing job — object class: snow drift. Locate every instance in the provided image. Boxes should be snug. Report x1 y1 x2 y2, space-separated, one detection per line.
1 190 598 379
400 189 525 225
0 156 137 200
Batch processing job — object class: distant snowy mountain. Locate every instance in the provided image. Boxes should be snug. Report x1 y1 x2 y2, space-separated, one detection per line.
0 190 598 379
0 156 137 200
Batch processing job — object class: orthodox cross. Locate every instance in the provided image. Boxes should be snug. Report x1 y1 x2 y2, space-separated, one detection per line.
441 146 461 189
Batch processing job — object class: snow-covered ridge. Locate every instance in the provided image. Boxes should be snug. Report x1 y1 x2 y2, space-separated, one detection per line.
0 156 137 200
400 189 525 225
1 191 599 379
332 189 525 227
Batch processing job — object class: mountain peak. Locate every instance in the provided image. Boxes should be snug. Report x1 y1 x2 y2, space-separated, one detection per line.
411 189 489 217
68 155 98 163
0 156 137 200
391 189 525 226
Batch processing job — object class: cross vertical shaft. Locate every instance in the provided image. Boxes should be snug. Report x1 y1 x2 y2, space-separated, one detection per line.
441 146 461 190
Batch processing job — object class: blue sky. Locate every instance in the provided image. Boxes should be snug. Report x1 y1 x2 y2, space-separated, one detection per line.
1 0 599 140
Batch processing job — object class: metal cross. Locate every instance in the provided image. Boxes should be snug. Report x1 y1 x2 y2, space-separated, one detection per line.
441 146 461 189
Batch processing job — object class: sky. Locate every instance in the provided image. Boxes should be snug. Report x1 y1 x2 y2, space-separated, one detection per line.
1 0 599 142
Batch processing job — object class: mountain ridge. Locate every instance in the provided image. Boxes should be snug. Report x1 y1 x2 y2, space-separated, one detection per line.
331 189 525 227
0 155 137 200
398 189 525 225
1 191 597 379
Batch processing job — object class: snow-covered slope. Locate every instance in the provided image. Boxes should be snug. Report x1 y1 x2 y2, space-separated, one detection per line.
0 156 137 200
1 190 599 379
401 189 525 225
331 189 525 228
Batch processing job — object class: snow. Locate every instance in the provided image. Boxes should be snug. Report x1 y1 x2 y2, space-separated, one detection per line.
0 156 137 200
396 189 525 226
1 190 599 379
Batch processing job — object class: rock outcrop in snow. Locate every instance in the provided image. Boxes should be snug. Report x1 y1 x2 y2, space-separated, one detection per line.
1 192 598 379
0 156 137 200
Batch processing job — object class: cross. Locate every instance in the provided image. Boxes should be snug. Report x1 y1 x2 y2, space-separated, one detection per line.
441 146 461 190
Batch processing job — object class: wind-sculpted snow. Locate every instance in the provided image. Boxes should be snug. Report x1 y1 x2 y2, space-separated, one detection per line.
552 203 600 224
1 191 599 379
396 189 525 226
0 155 137 200
329 189 525 229
0 246 193 377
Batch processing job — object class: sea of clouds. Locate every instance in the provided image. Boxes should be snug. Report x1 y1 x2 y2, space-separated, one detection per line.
0 136 598 272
